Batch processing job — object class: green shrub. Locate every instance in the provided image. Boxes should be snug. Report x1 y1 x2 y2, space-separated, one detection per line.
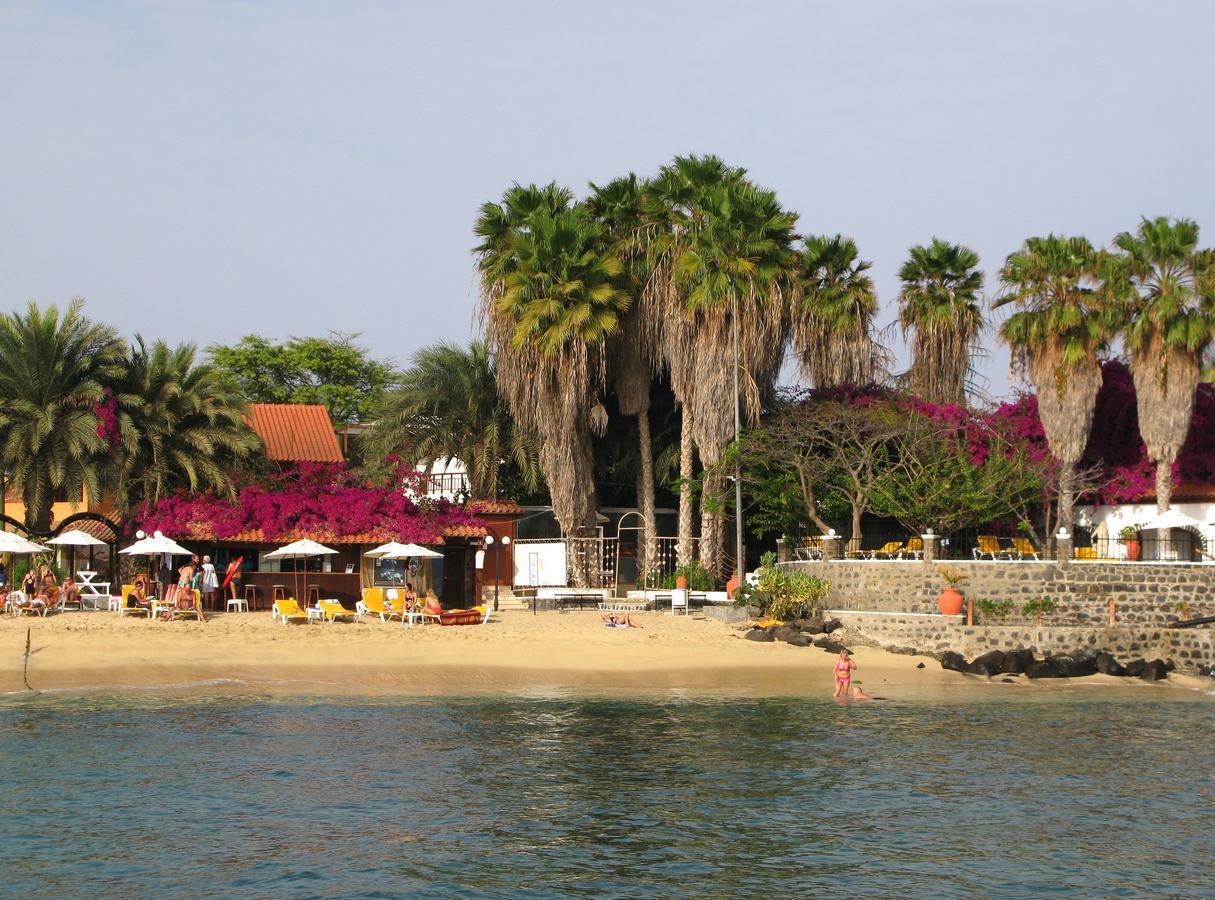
973 597 1014 621
741 552 830 620
659 563 716 592
1021 597 1059 621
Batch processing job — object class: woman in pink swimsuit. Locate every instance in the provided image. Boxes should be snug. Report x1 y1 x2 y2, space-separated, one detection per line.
833 649 856 698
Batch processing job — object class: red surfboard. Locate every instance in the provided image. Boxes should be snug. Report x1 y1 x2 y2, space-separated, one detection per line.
221 556 244 588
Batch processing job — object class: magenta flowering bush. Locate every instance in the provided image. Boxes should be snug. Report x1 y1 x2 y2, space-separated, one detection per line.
135 462 485 542
93 388 120 450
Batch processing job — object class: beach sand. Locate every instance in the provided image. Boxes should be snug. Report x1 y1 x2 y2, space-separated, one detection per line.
1 609 1206 699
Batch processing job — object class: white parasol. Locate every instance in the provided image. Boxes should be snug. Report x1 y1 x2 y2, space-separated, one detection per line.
120 532 194 598
0 531 53 555
265 539 339 606
377 543 442 560
1138 508 1206 532
47 529 108 547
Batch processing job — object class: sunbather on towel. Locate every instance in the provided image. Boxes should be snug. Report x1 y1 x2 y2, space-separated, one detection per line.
601 612 643 628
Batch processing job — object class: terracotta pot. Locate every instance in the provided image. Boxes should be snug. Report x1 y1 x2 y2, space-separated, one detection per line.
938 588 965 616
1123 540 1141 562
676 574 688 589
726 574 739 599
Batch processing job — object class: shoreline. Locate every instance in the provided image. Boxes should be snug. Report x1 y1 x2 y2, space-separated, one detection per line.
3 610 1211 701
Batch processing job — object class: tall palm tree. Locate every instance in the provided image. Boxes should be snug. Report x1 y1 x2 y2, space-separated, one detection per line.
897 239 984 405
792 234 880 387
643 155 799 574
997 235 1110 531
0 300 126 533
364 340 540 499
587 173 659 576
110 338 260 516
1110 216 1215 512
476 189 628 582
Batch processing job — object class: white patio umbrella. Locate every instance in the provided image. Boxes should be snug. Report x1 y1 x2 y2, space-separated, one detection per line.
0 531 53 555
1139 508 1206 531
47 529 109 578
120 532 194 598
364 541 414 559
265 539 338 606
379 543 442 560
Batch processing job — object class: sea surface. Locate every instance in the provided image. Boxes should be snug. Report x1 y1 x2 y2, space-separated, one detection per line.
2 685 1213 898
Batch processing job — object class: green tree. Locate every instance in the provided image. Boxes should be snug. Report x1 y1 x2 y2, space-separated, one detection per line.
0 300 126 533
792 234 881 388
1109 216 1215 512
363 340 540 499
643 155 799 574
476 186 628 581
208 332 398 425
997 235 1111 530
110 338 261 516
898 239 984 405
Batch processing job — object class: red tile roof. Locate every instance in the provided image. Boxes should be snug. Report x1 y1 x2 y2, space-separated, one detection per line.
174 524 486 546
470 499 523 515
246 404 344 463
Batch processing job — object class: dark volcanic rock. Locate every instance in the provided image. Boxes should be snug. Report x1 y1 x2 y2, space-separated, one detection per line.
771 626 801 643
813 637 847 653
940 651 968 673
1124 659 1147 677
1139 659 1169 681
798 616 826 635
1094 652 1126 676
966 650 1006 677
1025 659 1061 679
745 629 775 643
916 662 926 669
1001 649 1035 675
784 632 811 647
822 618 843 634
1051 655 1098 678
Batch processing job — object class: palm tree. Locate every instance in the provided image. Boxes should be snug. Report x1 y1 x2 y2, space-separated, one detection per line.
0 300 126 533
1110 216 1215 512
587 173 659 576
792 234 880 387
997 235 1110 531
476 188 628 582
110 338 260 516
363 340 540 499
643 155 799 574
898 239 984 405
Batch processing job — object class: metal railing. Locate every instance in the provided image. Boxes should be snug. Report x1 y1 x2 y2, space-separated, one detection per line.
1076 534 1207 563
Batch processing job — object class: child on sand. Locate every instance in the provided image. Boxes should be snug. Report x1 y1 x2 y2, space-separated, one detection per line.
833 649 856 698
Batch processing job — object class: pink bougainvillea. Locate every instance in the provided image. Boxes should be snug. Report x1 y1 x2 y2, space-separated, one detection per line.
135 462 485 542
93 388 120 450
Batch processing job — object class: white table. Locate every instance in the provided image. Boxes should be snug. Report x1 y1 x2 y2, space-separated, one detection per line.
75 571 112 610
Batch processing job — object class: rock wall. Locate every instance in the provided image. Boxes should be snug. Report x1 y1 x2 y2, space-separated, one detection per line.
787 559 1215 627
829 611 1215 672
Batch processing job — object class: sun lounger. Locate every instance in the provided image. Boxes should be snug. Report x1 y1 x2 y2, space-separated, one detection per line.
356 588 401 622
901 537 924 560
316 599 356 622
272 597 310 625
793 539 824 561
1074 546 1098 560
1011 538 1040 560
117 585 151 619
871 541 904 559
973 535 1009 560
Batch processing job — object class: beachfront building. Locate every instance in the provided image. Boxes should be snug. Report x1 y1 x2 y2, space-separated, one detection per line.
1076 483 1215 562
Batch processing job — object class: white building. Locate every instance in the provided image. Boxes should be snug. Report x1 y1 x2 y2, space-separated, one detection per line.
1077 484 1215 562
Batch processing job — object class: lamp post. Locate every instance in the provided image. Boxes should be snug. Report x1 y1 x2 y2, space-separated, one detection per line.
484 534 510 611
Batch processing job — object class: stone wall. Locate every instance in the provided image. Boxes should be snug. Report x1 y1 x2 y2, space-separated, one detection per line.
828 610 1215 672
787 559 1215 627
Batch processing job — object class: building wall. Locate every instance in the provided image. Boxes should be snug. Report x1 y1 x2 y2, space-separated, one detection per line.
1079 501 1215 561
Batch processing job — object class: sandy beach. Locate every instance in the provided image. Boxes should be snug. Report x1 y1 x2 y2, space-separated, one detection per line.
3 608 1207 699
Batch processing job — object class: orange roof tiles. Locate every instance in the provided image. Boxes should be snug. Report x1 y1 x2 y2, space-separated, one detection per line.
176 524 485 546
246 404 344 463
470 499 523 515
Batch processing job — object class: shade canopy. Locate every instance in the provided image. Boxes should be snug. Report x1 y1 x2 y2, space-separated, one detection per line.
120 535 194 556
265 539 339 559
1139 509 1207 532
0 531 53 554
365 541 442 560
47 529 109 547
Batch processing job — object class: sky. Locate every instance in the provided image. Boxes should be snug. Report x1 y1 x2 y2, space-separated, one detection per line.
2 1 1213 401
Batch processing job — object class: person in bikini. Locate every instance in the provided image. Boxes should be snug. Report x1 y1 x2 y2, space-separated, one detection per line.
833 648 857 698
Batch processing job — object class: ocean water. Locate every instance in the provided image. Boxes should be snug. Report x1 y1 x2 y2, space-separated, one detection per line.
2 687 1213 898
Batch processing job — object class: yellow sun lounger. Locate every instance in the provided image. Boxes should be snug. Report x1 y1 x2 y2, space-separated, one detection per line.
273 598 310 625
316 599 355 622
356 588 401 622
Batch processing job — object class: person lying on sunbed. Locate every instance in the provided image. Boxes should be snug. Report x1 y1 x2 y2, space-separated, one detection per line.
601 612 643 628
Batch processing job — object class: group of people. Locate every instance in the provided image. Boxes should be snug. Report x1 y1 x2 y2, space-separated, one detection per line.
386 582 444 617
2 563 82 615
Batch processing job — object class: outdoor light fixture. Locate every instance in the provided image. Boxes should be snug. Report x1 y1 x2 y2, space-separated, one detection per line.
136 530 146 540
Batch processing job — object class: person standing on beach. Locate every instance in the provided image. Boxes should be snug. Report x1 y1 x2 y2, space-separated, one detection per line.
200 556 219 610
833 649 857 698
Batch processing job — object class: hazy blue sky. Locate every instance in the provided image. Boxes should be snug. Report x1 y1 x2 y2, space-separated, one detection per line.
3 1 1212 399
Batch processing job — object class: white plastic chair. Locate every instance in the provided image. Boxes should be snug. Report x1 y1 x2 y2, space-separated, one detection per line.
226 595 249 613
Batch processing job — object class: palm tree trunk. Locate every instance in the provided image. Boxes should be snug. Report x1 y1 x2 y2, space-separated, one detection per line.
1155 461 1172 514
677 409 696 566
698 472 724 577
1056 460 1075 534
636 410 657 580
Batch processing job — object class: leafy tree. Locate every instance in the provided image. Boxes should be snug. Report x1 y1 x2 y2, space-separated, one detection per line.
996 235 1111 530
0 300 126 533
362 340 539 499
791 234 881 388
208 333 398 425
109 338 260 516
898 239 984 405
1108 216 1215 511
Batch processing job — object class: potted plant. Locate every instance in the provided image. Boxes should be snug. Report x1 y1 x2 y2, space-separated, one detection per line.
1118 524 1142 561
937 566 967 616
